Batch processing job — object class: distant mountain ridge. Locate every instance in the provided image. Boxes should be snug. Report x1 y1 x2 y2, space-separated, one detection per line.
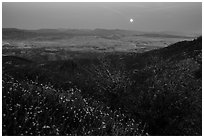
2 28 196 40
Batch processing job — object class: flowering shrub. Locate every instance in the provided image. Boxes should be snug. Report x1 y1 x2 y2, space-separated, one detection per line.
2 73 148 136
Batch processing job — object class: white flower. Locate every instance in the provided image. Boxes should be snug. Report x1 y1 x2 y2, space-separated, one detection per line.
43 125 50 129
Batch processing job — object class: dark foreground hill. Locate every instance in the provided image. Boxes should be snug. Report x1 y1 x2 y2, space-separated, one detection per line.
2 37 202 136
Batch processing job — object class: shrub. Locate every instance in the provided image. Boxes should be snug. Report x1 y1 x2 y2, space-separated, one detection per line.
2 73 148 136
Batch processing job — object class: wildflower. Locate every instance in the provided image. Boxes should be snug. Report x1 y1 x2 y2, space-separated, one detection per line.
42 125 50 129
16 103 21 107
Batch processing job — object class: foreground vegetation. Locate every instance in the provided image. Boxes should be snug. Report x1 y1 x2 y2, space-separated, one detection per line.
2 37 202 135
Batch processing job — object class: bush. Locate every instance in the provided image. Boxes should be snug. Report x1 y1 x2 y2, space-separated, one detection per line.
2 73 148 136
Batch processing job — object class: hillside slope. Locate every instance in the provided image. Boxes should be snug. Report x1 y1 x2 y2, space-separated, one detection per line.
131 37 202 135
2 37 202 136
81 36 202 135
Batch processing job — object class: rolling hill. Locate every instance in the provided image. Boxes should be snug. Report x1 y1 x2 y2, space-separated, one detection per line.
2 32 202 136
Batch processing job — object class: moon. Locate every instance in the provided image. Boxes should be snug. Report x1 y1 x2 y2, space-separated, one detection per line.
130 18 134 23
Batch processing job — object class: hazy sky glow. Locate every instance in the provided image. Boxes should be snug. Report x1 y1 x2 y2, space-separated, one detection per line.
2 2 202 34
